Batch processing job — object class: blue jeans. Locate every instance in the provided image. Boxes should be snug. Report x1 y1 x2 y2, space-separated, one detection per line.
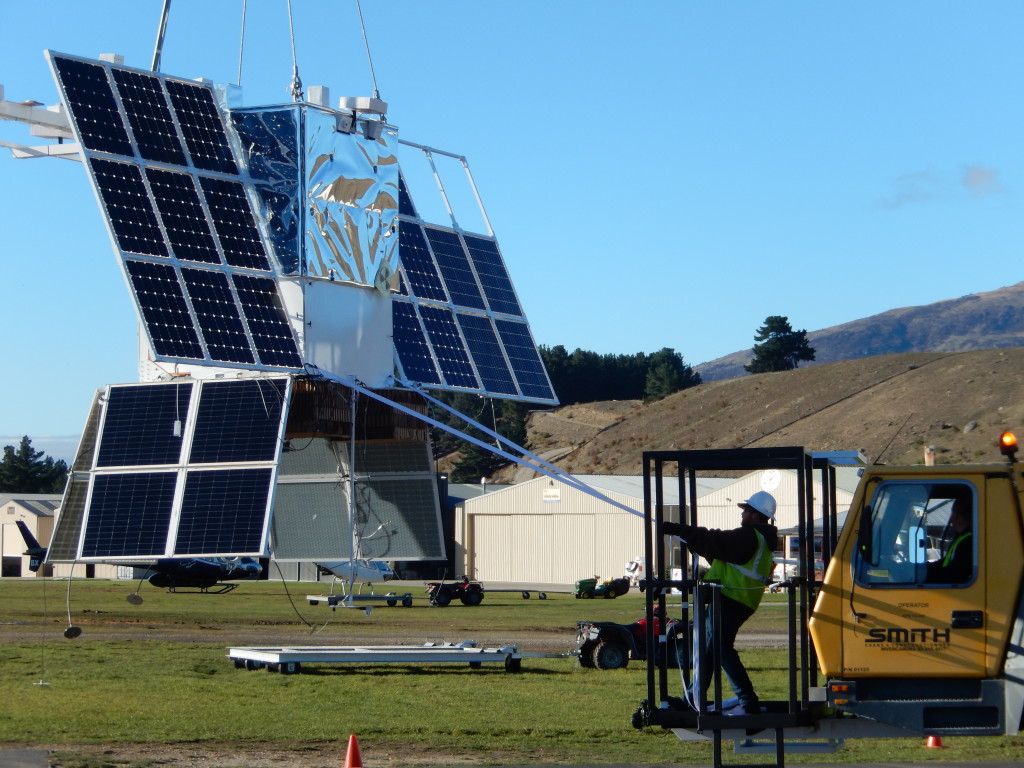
699 595 758 709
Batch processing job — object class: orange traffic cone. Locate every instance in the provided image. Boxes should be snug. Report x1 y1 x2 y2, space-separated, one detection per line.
925 735 945 749
345 734 363 767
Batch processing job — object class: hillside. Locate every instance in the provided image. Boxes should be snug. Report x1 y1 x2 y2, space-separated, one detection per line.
498 348 1024 479
697 282 1024 382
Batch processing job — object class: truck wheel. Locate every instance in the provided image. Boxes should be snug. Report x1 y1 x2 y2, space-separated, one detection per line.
594 641 629 670
460 590 484 606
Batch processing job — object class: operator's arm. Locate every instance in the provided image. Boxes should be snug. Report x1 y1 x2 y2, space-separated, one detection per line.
663 522 757 564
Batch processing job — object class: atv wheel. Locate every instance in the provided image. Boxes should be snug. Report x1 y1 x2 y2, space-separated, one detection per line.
432 591 452 606
460 590 484 606
577 640 597 668
594 640 629 670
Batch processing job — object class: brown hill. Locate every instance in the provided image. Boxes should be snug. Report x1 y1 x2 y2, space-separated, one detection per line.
510 348 1024 478
697 282 1024 382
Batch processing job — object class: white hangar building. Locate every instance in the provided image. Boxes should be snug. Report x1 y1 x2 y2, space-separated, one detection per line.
453 469 859 586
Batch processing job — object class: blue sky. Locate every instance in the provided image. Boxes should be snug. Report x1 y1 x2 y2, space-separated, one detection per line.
2 1 1023 463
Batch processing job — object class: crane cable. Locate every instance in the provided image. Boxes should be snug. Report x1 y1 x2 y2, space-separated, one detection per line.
286 0 303 101
355 0 381 100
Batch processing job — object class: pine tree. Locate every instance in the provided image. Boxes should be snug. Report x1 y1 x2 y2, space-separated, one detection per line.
0 436 68 493
744 316 816 374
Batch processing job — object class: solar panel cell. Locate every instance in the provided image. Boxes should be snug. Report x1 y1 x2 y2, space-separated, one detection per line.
198 176 272 271
146 168 222 265
181 268 255 364
457 313 518 395
463 235 523 316
51 56 133 156
392 300 442 385
494 319 556 401
424 226 486 309
231 274 302 369
419 304 479 389
398 223 447 301
164 79 239 175
82 472 177 558
189 378 286 463
111 68 187 166
175 468 272 554
90 158 168 257
96 383 191 467
125 259 204 359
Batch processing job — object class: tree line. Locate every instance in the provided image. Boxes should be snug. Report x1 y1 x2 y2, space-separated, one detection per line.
1 317 815 491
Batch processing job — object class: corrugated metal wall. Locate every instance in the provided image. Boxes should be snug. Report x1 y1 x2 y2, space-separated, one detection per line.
459 471 855 586
462 479 646 584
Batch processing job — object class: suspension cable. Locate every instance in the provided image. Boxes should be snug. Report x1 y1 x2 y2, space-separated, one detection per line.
236 0 248 87
151 0 173 72
286 0 304 101
355 0 381 99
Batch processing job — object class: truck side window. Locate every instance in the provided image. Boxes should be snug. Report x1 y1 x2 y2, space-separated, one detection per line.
854 481 975 588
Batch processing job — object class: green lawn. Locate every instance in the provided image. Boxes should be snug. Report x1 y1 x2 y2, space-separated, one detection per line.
0 579 1019 766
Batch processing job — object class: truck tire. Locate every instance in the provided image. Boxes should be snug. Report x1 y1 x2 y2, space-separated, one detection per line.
594 640 629 670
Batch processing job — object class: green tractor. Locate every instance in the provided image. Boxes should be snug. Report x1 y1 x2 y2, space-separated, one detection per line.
574 575 630 599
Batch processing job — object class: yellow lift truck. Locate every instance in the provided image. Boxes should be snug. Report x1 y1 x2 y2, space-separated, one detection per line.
630 436 1024 768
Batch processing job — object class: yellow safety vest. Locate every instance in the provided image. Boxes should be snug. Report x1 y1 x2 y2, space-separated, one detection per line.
705 529 772 611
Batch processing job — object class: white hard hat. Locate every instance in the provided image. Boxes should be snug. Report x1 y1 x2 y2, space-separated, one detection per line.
738 490 776 521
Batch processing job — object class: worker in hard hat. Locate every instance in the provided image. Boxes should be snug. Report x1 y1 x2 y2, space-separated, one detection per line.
663 490 779 716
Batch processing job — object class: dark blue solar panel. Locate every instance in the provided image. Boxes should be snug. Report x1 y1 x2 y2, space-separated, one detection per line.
399 223 447 301
398 172 419 218
457 314 518 395
125 259 204 359
81 472 177 557
164 79 239 175
463 235 523 316
189 378 286 463
51 55 133 156
198 177 272 271
90 158 168 257
181 268 255 364
175 468 273 554
146 168 221 265
424 227 486 309
231 275 302 369
419 305 478 389
494 319 555 401
111 68 187 166
392 300 441 385
96 384 191 467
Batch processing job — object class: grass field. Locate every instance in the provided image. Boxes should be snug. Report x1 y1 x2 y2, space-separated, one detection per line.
1 578 1021 767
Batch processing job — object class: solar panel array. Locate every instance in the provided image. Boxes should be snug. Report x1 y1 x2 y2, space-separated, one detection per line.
55 378 290 560
393 176 556 403
48 53 301 372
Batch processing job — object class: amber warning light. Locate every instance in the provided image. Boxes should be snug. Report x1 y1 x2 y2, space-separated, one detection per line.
999 431 1018 461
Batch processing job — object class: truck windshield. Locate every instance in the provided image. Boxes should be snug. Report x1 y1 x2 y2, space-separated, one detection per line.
854 480 975 588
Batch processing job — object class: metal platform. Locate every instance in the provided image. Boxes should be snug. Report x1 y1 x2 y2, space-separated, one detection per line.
306 592 414 609
227 640 564 674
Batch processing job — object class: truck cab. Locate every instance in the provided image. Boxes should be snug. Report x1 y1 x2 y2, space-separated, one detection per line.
810 446 1024 734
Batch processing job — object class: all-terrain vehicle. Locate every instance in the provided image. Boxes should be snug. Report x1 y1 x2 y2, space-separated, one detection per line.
574 576 630 599
576 614 681 669
426 577 484 606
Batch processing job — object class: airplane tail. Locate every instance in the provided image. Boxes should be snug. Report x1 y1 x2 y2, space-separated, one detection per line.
15 521 47 572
